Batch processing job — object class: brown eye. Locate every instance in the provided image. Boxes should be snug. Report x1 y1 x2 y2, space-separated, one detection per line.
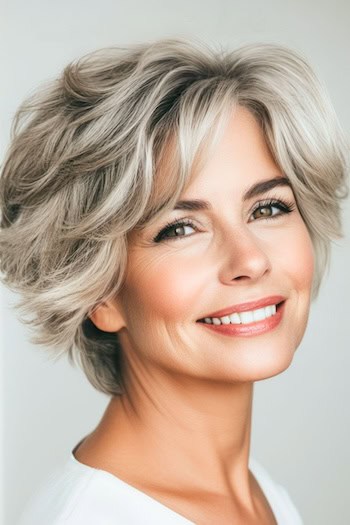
250 200 294 222
253 206 274 219
167 225 190 237
153 220 197 243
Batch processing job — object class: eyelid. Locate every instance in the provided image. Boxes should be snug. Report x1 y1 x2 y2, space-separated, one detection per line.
152 217 199 243
152 195 296 243
249 197 295 216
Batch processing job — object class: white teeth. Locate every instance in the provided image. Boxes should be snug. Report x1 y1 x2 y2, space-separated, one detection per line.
229 312 241 324
265 304 276 317
202 303 279 325
265 305 272 317
253 307 266 322
240 311 254 324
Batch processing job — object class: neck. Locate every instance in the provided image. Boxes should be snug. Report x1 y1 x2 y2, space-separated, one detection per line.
86 372 255 500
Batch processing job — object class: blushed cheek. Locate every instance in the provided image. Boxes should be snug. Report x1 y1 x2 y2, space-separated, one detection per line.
294 227 315 293
263 223 313 353
123 254 204 324
275 220 314 293
287 224 315 342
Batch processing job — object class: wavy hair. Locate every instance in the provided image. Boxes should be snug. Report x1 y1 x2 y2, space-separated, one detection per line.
0 38 348 396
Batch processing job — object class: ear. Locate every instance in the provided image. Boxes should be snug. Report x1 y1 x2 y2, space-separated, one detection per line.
89 299 126 333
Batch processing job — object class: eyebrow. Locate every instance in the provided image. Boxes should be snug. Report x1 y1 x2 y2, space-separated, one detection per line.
174 176 292 211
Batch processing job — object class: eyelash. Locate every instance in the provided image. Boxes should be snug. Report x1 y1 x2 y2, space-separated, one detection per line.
152 197 296 243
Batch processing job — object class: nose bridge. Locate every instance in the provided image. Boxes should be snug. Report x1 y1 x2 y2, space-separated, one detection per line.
218 223 271 283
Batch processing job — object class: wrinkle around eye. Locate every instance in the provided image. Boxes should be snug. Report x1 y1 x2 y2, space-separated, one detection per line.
124 247 176 280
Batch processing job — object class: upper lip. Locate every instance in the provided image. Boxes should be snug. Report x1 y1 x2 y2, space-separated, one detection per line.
197 295 286 320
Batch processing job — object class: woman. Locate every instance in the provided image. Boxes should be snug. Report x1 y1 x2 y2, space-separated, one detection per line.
1 38 348 525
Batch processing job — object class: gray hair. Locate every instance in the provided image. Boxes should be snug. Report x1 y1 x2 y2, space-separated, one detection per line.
0 38 348 396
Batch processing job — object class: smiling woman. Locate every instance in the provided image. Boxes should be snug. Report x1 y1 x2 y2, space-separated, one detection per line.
0 38 348 525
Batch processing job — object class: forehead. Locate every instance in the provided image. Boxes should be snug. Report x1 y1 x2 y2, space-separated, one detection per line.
176 106 282 199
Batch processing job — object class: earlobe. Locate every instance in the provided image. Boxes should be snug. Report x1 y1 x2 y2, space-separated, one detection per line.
89 300 125 333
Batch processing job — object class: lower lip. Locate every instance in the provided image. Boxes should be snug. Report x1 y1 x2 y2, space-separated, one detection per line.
196 301 285 337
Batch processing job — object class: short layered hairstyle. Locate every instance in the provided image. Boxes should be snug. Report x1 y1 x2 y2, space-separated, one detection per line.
0 38 348 396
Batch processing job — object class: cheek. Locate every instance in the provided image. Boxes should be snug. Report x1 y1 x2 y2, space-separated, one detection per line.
272 219 314 292
122 251 205 323
289 226 314 291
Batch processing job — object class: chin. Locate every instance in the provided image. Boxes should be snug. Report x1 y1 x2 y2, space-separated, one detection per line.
240 342 298 382
197 336 299 384
250 356 295 382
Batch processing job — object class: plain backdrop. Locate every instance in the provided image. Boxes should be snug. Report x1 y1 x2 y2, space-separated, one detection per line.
1 1 349 524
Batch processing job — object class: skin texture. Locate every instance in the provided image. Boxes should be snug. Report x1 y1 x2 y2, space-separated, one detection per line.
77 106 314 524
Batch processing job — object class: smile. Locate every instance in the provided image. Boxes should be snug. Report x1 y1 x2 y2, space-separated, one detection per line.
199 304 278 325
196 300 286 337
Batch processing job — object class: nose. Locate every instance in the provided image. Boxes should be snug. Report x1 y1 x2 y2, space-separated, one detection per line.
218 226 271 284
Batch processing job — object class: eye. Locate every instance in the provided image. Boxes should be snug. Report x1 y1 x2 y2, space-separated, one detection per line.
249 199 295 221
153 219 198 243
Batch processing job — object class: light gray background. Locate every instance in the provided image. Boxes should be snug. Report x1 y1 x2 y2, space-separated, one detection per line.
1 1 349 524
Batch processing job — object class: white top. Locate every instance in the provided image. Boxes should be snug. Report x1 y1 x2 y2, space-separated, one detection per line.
17 447 303 524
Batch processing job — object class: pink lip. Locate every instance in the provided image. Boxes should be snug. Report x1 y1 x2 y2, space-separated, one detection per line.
197 295 286 320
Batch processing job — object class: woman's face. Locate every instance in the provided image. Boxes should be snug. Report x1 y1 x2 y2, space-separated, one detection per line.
116 106 314 383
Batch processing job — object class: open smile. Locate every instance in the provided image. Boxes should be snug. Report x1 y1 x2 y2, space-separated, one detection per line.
196 300 286 337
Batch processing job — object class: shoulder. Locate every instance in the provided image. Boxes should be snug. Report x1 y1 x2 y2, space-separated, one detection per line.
249 457 304 525
17 458 98 525
17 455 142 524
17 453 189 525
